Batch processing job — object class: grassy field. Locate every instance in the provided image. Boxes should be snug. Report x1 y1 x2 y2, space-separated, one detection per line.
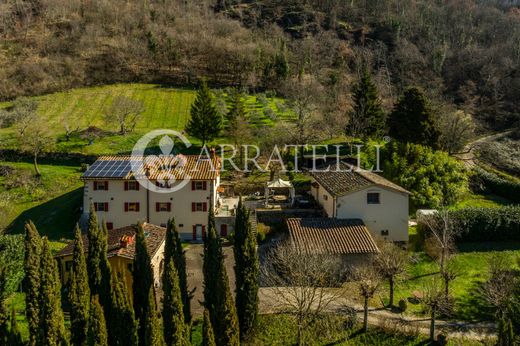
0 161 83 240
452 191 513 209
0 83 295 155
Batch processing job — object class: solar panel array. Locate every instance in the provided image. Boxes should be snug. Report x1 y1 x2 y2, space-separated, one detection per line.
83 160 133 178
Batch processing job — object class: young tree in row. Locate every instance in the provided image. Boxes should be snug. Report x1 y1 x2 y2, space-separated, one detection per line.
24 221 42 346
109 272 138 346
421 278 446 342
133 223 162 346
202 309 216 346
162 259 189 345
233 198 259 339
69 225 91 346
105 96 145 135
374 240 408 308
39 237 68 345
185 80 222 146
203 210 240 345
388 87 440 148
88 296 108 346
225 91 251 165
165 218 191 324
87 204 112 315
347 66 386 139
353 265 380 332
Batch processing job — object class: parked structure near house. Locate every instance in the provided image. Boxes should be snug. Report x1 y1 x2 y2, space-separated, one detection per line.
80 154 233 241
286 218 379 266
55 223 166 289
310 162 410 242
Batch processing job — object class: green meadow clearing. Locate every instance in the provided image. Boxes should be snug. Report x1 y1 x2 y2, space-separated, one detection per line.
0 83 295 155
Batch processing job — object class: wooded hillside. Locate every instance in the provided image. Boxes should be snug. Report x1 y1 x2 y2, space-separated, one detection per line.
1 0 520 131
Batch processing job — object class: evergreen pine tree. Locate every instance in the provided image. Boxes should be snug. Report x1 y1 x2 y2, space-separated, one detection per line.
203 211 240 345
202 309 216 346
87 296 108 346
233 198 259 339
162 259 188 346
69 225 90 346
8 307 23 346
109 271 138 346
185 80 222 146
23 221 42 346
86 204 112 316
347 66 386 138
274 41 290 80
39 237 68 345
133 223 161 346
165 218 191 324
388 87 440 148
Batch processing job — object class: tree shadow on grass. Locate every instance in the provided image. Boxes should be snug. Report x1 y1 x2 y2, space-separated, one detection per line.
5 188 82 241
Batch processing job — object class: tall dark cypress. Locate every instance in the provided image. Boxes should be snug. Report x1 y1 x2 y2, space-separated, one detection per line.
109 271 138 346
8 307 23 346
133 223 161 346
233 198 259 338
203 211 240 345
86 204 112 315
23 221 42 346
39 237 67 345
87 296 108 346
0 267 8 346
69 225 90 346
202 309 216 346
162 259 188 345
165 218 191 323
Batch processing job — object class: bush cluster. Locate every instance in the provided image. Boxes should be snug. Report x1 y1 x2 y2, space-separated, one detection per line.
472 167 520 203
451 206 520 242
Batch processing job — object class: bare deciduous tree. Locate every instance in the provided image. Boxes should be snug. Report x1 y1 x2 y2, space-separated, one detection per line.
481 255 517 320
104 96 145 135
261 242 344 346
352 265 381 332
374 240 408 308
421 278 447 341
17 119 54 177
439 109 475 154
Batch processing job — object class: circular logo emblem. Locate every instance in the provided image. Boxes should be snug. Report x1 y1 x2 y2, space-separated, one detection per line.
131 129 192 193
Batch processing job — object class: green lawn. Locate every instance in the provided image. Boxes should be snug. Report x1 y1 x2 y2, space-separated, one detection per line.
389 242 520 322
452 191 513 209
0 161 83 240
0 83 295 155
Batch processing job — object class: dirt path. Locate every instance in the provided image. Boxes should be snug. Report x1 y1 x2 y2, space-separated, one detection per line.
453 130 514 168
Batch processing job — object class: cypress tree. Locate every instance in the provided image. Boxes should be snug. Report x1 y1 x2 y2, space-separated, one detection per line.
162 258 188 345
388 87 440 148
165 218 191 324
185 80 222 146
203 211 240 345
133 223 161 346
86 204 112 315
8 307 23 346
69 225 90 346
23 221 42 346
87 296 108 346
39 237 68 345
0 267 8 346
347 66 386 138
202 309 216 346
233 198 259 338
109 271 138 346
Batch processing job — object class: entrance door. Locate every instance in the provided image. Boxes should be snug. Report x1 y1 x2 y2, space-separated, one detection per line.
220 224 228 237
192 224 205 241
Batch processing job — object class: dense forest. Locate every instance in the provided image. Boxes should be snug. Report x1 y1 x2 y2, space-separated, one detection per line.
1 0 520 132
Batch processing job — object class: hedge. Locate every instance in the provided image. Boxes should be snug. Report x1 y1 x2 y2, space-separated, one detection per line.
473 167 520 203
451 206 520 242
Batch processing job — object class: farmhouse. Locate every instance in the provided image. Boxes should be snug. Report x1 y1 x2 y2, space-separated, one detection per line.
310 162 409 242
80 154 232 241
55 223 166 290
286 218 379 266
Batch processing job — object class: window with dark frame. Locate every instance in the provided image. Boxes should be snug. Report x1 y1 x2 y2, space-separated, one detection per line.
125 181 139 191
156 202 171 212
381 230 389 236
367 192 380 204
191 202 207 212
192 181 207 190
94 202 108 212
124 202 140 212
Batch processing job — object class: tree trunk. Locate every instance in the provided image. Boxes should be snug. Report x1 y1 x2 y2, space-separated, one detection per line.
363 297 369 332
430 307 436 341
120 122 126 135
389 276 395 307
34 154 41 177
297 318 303 346
444 276 449 301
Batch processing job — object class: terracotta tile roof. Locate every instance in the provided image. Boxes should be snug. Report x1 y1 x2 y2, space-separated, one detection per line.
55 223 166 260
311 162 409 196
82 155 221 181
286 218 379 255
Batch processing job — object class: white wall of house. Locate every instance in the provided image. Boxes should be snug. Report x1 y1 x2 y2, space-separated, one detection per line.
150 241 165 288
83 179 217 241
310 179 335 217
336 186 409 242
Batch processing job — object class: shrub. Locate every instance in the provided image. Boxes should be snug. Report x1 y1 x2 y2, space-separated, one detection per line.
256 230 266 243
472 167 520 203
398 299 407 313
